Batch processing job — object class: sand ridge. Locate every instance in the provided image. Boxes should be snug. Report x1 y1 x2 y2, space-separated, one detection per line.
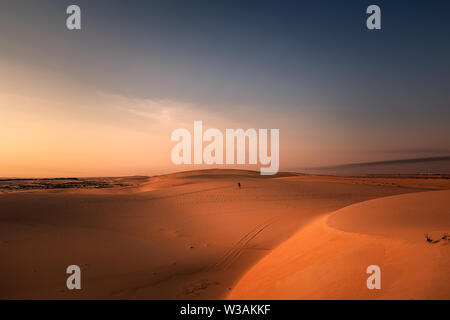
0 170 448 299
228 190 450 299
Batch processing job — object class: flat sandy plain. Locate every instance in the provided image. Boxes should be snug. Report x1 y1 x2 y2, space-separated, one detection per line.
0 170 449 299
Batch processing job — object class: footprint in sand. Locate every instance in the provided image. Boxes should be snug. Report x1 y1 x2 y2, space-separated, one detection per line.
183 280 220 297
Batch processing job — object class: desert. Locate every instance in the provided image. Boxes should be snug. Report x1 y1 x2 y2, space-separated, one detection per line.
1 169 449 299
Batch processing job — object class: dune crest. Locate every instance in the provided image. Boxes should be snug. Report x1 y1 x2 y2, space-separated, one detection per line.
2 170 424 299
228 190 450 299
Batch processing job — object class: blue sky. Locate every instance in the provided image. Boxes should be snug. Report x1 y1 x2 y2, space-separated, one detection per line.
1 0 449 176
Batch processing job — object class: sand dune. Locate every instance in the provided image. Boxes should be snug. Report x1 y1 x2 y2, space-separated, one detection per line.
228 190 450 299
0 170 447 299
277 174 450 190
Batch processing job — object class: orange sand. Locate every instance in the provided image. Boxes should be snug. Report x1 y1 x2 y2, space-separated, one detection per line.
0 170 448 299
228 190 450 299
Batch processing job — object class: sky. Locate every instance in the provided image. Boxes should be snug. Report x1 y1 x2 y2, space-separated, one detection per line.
1 0 449 177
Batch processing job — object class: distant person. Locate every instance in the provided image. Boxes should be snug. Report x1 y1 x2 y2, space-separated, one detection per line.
237 182 241 189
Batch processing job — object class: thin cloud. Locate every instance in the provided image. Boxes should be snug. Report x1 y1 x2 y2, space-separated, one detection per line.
99 92 196 125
